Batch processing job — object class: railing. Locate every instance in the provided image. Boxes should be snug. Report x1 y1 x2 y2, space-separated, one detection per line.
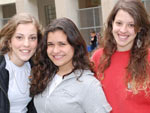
0 18 10 28
77 6 103 45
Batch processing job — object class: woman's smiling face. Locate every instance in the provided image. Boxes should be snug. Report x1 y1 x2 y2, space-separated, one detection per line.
47 30 74 72
112 9 137 51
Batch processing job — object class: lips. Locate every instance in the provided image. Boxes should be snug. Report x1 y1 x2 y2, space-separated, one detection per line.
53 55 64 60
118 34 129 41
20 49 30 53
19 49 33 57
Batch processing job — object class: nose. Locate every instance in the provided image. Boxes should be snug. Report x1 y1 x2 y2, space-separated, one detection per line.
23 38 30 47
52 45 60 53
120 25 127 33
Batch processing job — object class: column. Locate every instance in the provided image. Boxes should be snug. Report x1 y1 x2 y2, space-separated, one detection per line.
55 0 79 27
15 0 39 21
0 6 3 28
101 0 117 25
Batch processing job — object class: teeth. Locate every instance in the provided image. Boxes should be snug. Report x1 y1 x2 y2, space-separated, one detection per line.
21 50 30 53
54 56 62 59
119 35 128 39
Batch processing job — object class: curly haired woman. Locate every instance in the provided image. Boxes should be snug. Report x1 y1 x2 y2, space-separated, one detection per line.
92 0 150 113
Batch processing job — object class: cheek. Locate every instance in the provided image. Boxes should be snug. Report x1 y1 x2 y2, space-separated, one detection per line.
130 29 136 35
112 25 119 33
11 43 21 50
112 25 116 34
132 33 137 40
47 48 53 59
70 48 74 57
47 48 49 54
31 41 38 49
112 28 116 38
47 47 52 55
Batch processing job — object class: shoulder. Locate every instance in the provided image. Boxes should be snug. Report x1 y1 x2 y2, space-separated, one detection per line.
78 70 101 87
91 48 103 63
92 48 103 59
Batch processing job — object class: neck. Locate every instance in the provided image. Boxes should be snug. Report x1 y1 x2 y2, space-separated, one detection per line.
8 52 24 67
57 66 74 76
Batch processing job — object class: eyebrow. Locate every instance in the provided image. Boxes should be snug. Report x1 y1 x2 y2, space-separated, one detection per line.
15 33 37 36
47 42 52 44
15 33 23 35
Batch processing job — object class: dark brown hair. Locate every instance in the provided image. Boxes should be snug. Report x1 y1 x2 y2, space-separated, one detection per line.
30 17 93 96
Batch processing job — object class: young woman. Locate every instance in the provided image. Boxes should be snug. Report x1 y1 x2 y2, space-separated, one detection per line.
30 17 112 113
0 13 43 113
92 0 150 113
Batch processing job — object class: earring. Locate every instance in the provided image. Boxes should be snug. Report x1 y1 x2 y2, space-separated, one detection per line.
137 33 142 48
137 38 142 48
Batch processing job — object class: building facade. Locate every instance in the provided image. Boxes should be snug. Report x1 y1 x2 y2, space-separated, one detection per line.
0 0 150 45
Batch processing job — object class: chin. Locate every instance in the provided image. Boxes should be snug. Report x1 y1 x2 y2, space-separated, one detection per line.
20 57 32 62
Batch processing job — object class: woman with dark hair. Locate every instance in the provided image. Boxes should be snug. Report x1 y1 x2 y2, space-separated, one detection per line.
92 0 150 113
30 17 111 113
0 13 43 113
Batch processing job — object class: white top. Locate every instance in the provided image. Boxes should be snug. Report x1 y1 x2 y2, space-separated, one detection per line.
4 54 32 113
48 74 62 96
34 74 62 112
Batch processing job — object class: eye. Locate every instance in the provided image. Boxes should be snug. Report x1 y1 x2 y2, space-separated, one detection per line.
128 24 135 28
115 21 122 26
29 36 37 41
15 36 23 40
58 42 66 46
47 42 54 47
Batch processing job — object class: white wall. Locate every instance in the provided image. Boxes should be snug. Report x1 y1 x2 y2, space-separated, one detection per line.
0 6 3 28
101 0 117 25
15 0 39 21
55 0 79 27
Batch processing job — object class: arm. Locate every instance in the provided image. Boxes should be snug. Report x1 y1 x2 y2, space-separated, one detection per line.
81 79 112 113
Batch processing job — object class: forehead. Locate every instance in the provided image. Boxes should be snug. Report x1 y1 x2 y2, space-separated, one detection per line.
115 9 134 22
15 23 37 33
47 30 67 41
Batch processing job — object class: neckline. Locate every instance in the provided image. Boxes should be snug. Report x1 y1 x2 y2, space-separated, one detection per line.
115 50 130 54
5 53 28 70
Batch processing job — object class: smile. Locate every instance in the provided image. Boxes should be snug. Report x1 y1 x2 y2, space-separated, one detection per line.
118 35 129 41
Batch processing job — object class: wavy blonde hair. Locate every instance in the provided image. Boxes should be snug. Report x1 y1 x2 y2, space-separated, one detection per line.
0 13 43 55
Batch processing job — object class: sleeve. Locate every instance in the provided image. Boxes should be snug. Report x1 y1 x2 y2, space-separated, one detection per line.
81 79 112 113
91 48 103 62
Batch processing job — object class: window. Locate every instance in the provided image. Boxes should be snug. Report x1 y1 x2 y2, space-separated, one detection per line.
44 4 56 25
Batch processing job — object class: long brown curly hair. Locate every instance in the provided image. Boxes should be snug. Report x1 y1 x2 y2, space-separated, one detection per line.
98 0 150 94
30 17 93 96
